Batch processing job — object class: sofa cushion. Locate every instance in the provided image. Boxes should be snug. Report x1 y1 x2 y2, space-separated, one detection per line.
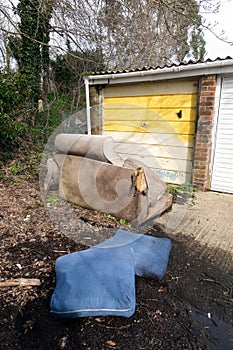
94 229 172 280
50 245 135 318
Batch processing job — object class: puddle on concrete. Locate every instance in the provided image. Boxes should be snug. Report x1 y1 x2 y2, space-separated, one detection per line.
189 308 233 350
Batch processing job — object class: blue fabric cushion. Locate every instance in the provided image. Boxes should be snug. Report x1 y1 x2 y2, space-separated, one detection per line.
94 229 172 280
50 245 135 318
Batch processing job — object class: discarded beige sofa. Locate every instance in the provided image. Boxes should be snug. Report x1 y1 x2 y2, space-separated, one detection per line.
45 134 172 226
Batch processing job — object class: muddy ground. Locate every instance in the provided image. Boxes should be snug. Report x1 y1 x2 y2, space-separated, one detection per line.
0 175 232 350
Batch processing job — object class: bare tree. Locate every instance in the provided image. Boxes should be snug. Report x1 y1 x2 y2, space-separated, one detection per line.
0 1 18 71
94 0 208 68
0 0 224 72
50 0 222 70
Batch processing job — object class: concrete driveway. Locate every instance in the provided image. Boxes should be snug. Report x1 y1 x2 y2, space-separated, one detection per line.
156 190 233 272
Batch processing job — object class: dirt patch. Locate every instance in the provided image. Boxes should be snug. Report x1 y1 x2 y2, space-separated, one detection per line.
0 178 232 350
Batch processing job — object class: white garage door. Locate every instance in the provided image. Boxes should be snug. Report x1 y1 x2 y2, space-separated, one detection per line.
211 76 233 194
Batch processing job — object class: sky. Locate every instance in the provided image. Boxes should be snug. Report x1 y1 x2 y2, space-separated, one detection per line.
203 0 233 59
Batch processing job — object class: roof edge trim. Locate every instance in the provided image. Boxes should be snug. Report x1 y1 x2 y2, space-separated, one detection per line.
87 59 233 85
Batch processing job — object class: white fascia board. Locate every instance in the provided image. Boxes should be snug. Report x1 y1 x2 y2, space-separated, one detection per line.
87 59 233 85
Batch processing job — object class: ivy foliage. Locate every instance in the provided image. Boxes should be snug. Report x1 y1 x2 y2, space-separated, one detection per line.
16 0 52 103
0 1 53 155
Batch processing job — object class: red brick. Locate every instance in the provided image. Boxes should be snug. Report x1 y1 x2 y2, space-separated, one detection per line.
202 75 216 81
196 149 210 155
193 169 207 175
201 81 216 88
202 115 213 121
199 109 212 116
202 82 212 88
207 86 216 92
196 165 207 170
200 91 215 97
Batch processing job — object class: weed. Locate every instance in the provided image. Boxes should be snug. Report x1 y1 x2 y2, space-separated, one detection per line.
171 275 180 283
46 192 61 207
119 218 126 225
9 162 27 176
167 182 198 195
10 177 20 186
178 182 199 193
166 183 178 194
105 214 117 221
105 214 130 226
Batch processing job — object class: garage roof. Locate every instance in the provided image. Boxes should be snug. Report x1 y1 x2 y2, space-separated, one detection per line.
86 57 233 85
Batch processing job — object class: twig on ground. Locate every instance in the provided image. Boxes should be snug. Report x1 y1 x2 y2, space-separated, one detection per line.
0 278 41 288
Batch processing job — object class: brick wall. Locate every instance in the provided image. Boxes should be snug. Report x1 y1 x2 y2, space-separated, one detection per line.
193 75 217 190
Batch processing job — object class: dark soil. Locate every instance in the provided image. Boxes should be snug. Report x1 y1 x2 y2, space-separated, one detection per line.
0 176 232 350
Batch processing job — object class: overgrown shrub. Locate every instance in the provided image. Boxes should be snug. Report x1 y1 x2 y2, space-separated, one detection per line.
0 72 32 152
0 69 85 162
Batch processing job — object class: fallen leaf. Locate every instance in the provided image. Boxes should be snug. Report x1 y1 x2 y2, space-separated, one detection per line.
106 340 116 347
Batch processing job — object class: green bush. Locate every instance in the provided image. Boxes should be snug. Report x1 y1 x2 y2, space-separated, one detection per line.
0 112 26 150
0 72 34 152
0 70 83 160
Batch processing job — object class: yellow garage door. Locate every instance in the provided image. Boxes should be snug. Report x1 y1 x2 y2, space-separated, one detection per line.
103 79 198 184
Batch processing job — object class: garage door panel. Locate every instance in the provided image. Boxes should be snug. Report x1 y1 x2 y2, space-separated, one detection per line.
222 88 233 94
117 153 193 173
215 114 233 120
104 80 198 97
105 131 195 148
222 78 233 86
104 106 197 122
105 94 198 109
216 126 233 134
213 137 233 145
212 159 233 168
114 142 193 160
212 170 233 180
104 121 196 135
211 76 233 193
213 145 233 153
211 183 233 194
215 150 233 156
221 104 233 108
